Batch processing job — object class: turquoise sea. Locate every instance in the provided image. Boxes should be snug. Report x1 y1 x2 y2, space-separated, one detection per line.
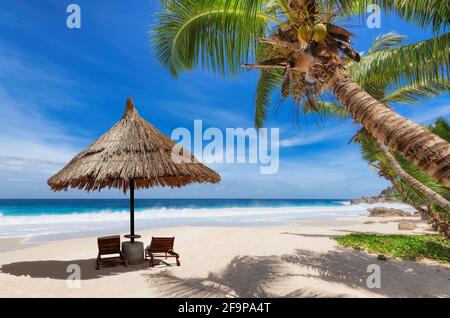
0 199 412 243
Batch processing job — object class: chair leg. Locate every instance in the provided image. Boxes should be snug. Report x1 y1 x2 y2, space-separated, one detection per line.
149 255 154 267
176 256 180 266
96 259 100 270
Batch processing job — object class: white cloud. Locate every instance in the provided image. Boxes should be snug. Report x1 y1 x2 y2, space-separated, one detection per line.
190 148 389 199
0 56 81 184
279 124 353 148
0 137 75 168
410 104 450 124
0 156 64 174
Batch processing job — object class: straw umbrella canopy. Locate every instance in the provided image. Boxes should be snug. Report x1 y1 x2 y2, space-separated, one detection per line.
48 98 220 242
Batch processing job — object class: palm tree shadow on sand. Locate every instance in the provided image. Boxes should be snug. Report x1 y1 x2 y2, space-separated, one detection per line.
1 248 449 297
146 248 450 298
283 248 450 298
145 255 283 298
0 259 147 280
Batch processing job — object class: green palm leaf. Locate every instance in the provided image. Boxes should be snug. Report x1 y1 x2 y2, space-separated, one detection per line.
394 152 450 201
254 69 284 128
369 32 406 53
347 0 450 32
348 32 450 88
152 0 280 77
428 117 450 142
303 101 350 120
383 80 450 104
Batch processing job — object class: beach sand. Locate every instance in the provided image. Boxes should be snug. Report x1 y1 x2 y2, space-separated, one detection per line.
0 238 28 253
0 216 449 298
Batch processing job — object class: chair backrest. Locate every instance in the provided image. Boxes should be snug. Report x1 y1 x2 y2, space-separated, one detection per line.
98 235 121 255
149 237 175 253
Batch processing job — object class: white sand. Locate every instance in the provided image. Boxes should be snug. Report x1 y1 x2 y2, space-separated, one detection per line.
0 216 449 298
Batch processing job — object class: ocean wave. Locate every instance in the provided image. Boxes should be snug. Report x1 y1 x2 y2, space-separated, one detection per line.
0 202 413 225
0 202 414 240
332 200 351 206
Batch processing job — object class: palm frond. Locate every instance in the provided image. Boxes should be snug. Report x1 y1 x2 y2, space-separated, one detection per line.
265 0 285 15
383 80 450 104
348 32 450 88
369 32 405 53
272 0 289 15
428 117 450 143
152 0 280 77
303 101 350 120
359 132 382 164
360 81 386 101
394 152 450 200
348 0 450 32
254 69 284 128
395 178 428 207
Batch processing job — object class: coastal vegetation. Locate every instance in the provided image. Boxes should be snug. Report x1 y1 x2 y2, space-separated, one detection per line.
336 233 450 263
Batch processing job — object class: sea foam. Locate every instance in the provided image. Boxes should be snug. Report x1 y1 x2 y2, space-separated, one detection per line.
0 202 414 242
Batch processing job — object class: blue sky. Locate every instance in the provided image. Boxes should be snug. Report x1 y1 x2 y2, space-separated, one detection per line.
0 0 449 199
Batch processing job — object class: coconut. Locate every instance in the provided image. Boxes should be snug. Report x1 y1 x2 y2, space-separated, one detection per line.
298 25 312 43
312 23 327 42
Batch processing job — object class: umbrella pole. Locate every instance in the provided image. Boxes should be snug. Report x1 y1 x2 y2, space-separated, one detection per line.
123 178 144 264
130 179 135 243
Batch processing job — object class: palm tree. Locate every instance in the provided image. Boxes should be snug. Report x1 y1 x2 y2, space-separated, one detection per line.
358 119 450 212
306 33 450 210
311 33 450 236
358 119 450 238
152 0 450 187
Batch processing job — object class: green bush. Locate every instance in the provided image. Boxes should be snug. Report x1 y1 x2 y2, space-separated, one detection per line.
336 234 450 263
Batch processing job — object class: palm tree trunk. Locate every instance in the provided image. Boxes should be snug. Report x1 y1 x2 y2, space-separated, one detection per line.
330 70 450 187
384 173 431 220
377 141 450 212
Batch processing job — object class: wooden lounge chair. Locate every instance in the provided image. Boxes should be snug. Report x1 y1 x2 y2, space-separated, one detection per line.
96 235 128 270
145 237 180 267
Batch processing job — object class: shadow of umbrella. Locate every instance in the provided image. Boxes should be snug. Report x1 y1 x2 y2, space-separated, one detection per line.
0 259 148 280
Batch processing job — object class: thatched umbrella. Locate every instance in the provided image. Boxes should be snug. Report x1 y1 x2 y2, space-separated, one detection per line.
48 98 220 246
